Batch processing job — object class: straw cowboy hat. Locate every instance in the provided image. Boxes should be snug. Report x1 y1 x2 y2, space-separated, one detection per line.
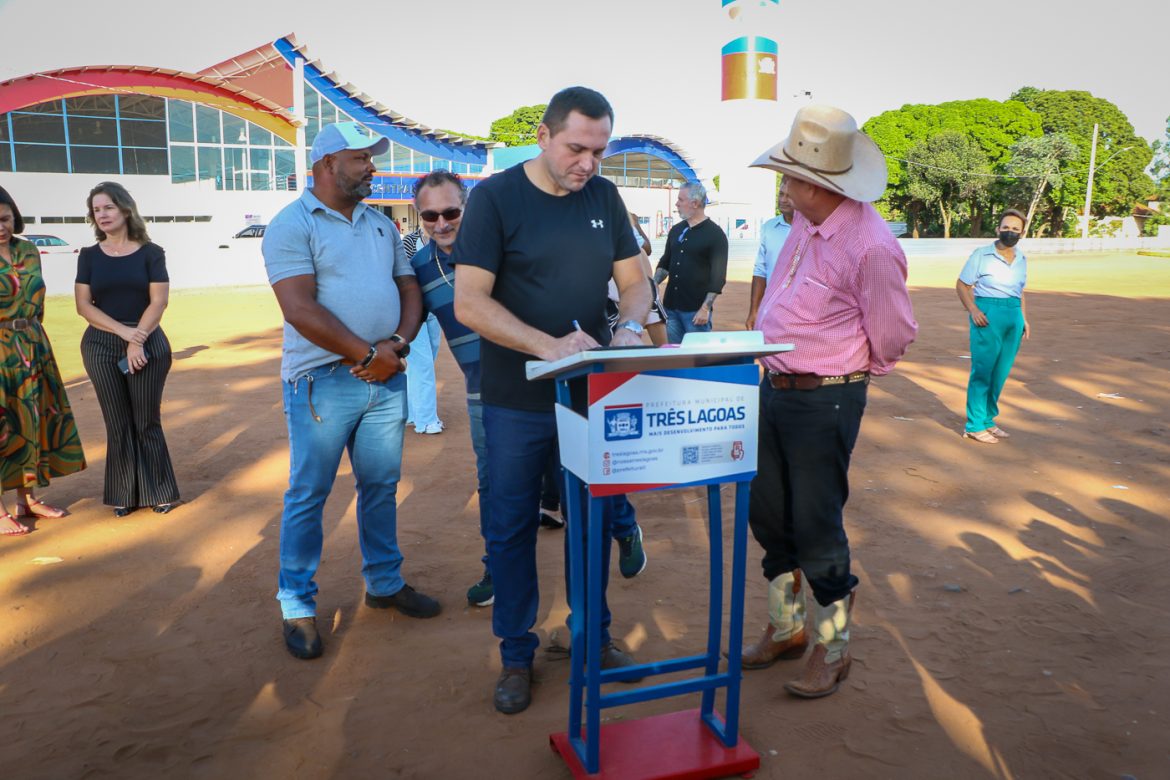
750 104 887 203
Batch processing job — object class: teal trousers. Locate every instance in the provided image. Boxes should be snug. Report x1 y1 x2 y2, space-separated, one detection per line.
965 296 1024 433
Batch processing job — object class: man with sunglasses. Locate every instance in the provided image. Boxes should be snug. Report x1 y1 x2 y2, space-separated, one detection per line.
453 86 652 715
653 182 728 343
405 170 495 609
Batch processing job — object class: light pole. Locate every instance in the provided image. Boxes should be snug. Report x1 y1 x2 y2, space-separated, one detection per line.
1081 124 1134 239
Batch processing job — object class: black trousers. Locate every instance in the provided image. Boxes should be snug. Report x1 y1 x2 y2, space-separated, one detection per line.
748 379 866 606
80 326 180 508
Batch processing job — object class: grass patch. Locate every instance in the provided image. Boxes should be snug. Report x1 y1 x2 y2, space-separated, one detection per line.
908 251 1170 297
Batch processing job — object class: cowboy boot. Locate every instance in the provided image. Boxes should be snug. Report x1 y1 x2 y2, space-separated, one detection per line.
741 570 808 669
784 591 854 698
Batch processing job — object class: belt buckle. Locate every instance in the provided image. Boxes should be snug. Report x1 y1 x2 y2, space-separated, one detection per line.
11 318 30 330
820 375 845 386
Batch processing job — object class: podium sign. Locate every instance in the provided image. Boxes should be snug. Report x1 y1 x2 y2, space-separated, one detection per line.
556 364 760 497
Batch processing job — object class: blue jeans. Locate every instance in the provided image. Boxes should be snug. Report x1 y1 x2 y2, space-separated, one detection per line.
406 314 442 430
467 399 489 567
483 403 619 668
665 307 713 344
277 364 408 619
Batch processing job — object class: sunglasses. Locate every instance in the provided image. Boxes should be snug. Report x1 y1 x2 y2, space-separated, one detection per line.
419 207 463 223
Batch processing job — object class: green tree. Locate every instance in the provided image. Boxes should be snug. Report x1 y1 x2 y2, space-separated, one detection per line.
906 131 991 238
1147 115 1170 235
863 99 1042 236
488 104 547 146
1010 88 1154 234
1004 133 1079 236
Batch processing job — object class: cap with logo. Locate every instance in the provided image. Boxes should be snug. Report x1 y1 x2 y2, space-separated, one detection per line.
309 121 390 165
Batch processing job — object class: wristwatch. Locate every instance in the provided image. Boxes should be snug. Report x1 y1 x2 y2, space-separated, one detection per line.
389 333 411 357
616 320 644 337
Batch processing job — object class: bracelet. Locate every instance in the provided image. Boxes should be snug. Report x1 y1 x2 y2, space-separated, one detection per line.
359 345 377 368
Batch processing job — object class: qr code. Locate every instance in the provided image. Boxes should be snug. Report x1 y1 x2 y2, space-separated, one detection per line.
682 446 699 465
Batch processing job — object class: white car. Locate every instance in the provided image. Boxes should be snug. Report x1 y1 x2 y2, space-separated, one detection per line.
24 234 79 257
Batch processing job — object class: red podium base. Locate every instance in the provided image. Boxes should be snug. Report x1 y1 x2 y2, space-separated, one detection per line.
549 709 760 779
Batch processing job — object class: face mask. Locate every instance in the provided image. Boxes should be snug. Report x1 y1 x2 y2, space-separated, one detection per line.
998 230 1021 248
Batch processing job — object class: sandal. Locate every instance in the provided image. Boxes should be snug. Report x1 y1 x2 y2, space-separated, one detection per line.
2 512 30 537
988 426 1011 439
963 429 999 444
15 497 67 520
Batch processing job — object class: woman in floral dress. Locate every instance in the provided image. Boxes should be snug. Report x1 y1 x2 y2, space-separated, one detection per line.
0 186 86 536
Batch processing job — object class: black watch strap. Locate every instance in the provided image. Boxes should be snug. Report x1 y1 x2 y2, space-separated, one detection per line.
390 333 411 358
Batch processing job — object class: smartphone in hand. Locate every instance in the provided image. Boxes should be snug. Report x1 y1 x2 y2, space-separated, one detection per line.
118 347 151 374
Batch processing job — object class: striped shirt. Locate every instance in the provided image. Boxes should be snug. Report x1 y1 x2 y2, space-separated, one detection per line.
410 242 480 399
757 199 917 377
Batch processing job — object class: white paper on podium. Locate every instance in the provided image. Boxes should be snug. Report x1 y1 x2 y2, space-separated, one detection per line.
526 330 792 382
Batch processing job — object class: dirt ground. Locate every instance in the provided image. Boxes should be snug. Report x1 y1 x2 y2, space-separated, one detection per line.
2 281 1168 780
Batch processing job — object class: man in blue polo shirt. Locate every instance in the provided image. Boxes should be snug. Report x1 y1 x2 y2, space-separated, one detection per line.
263 122 441 661
745 176 794 329
407 169 494 608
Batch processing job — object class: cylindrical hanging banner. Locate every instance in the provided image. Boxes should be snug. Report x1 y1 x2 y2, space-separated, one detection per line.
721 36 778 101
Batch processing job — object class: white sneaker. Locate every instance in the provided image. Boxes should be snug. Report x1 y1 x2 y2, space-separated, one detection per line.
416 421 444 435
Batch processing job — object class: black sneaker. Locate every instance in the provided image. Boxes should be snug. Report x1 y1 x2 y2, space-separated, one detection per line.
616 526 647 578
282 617 323 660
365 584 442 618
494 666 532 714
539 509 564 529
467 569 494 607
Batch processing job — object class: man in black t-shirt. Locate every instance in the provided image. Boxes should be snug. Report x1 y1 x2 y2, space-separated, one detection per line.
452 86 651 715
653 182 729 343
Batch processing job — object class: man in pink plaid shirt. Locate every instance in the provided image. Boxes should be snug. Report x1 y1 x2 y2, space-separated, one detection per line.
739 105 918 698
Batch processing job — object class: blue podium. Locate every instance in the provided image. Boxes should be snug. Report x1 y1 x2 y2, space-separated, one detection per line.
526 333 793 779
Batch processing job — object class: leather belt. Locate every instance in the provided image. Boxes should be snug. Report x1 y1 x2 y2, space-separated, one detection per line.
0 318 36 331
767 370 870 391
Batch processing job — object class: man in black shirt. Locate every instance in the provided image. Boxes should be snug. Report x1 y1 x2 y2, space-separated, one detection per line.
653 182 729 343
453 86 651 715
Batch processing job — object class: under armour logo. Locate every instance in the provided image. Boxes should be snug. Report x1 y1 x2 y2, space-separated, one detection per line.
591 219 605 229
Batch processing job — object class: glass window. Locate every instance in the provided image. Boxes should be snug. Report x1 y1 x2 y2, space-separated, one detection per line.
119 95 166 120
70 146 120 174
224 147 245 191
170 146 195 183
304 122 319 148
250 172 273 191
65 95 117 117
250 147 271 172
274 134 291 148
221 113 247 145
123 148 168 176
120 119 167 148
196 105 221 143
412 154 432 174
303 85 319 123
13 144 68 172
0 117 8 142
275 149 295 188
248 125 273 147
373 147 392 171
11 113 66 144
197 145 223 185
0 144 11 172
68 116 119 146
168 101 194 142
391 143 412 173
20 100 62 114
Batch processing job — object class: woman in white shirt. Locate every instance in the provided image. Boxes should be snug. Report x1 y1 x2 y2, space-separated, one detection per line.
955 209 1030 444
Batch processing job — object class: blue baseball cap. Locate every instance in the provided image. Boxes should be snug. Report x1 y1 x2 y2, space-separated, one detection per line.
310 121 390 165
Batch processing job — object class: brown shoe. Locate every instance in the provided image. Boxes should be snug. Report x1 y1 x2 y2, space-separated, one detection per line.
740 624 809 669
783 644 851 698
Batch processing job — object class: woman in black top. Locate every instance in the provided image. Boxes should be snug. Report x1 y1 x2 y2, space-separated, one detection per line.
75 182 179 516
